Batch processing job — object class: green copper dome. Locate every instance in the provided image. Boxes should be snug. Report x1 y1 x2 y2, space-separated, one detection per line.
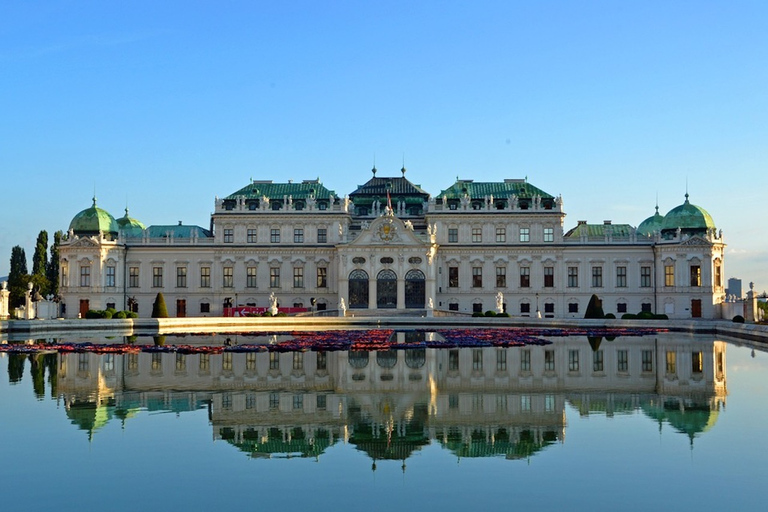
69 197 119 237
116 207 146 231
660 194 715 237
637 205 665 237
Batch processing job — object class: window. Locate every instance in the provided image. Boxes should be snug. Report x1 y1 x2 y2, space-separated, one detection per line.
692 351 703 373
317 228 327 244
247 267 257 288
519 267 530 288
470 349 484 371
294 228 304 243
520 350 531 372
641 302 652 313
544 350 555 371
472 227 482 243
223 267 233 288
568 350 579 372
544 227 554 242
200 267 211 288
617 303 627 313
520 303 530 315
593 350 604 372
665 265 675 287
292 394 303 410
270 267 280 288
496 267 506 287
472 303 483 313
317 351 327 370
641 266 652 287
129 267 139 288
617 350 628 372
199 354 209 372
690 265 701 287
496 227 506 243
448 267 459 287
269 352 280 370
715 263 722 287
496 350 507 371
317 267 327 288
449 302 459 311
666 351 677 374
591 266 603 288
293 267 304 288
519 228 530 242
223 229 234 243
449 350 459 371
642 350 653 372
80 265 91 287
61 262 69 287
269 392 279 409
616 266 627 288
106 266 115 287
568 303 579 313
223 353 233 371
568 266 578 287
448 228 458 243
247 229 257 243
472 266 483 288
293 352 304 371
521 395 531 412
544 266 554 287
176 267 187 288
200 302 210 313
270 228 280 243
544 302 555 314
152 267 163 288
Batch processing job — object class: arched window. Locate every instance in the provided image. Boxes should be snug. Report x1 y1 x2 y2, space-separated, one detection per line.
349 269 369 309
405 269 425 309
377 269 397 309
377 350 397 369
405 349 426 369
349 351 369 369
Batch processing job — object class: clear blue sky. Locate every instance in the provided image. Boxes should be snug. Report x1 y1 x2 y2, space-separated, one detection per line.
1 1 766 292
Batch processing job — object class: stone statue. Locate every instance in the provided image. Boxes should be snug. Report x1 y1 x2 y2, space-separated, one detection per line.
428 297 434 309
496 291 504 314
338 297 347 317
404 220 413 230
268 292 278 316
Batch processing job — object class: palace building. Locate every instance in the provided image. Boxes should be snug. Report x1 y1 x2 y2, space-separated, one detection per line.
57 168 726 319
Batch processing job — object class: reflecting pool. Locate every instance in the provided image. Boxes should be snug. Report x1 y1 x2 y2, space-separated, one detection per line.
2 331 768 511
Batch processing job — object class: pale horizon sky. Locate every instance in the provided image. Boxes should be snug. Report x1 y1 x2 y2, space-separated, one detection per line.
1 1 766 292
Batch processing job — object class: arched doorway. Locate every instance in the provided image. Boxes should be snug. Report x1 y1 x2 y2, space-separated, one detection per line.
405 269 425 308
349 269 369 309
377 269 397 309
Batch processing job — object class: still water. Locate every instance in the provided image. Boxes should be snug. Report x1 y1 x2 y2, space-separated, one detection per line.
2 331 767 512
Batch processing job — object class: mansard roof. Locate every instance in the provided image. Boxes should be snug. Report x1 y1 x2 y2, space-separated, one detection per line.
564 222 635 239
122 224 213 239
438 178 554 199
225 179 337 200
349 173 430 202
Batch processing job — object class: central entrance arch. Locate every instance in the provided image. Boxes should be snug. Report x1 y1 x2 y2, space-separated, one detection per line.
349 269 369 309
405 269 426 308
377 269 397 309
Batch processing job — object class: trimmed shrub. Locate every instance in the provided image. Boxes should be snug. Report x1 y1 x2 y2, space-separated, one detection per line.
733 315 745 323
584 294 605 319
125 311 138 319
484 310 497 317
151 293 169 318
105 307 118 317
636 311 655 319
85 309 101 319
276 312 288 317
100 310 113 319
654 314 669 320
604 313 616 319
497 312 510 317
621 313 637 320
114 311 127 319
472 311 484 317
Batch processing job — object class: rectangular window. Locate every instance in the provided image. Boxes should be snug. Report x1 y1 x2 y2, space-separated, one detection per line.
592 266 603 288
665 265 675 287
80 266 91 287
520 303 530 314
544 350 555 371
617 303 628 313
222 267 233 288
293 352 304 371
690 265 701 287
519 227 530 242
568 266 578 287
544 302 555 314
617 350 628 372
641 266 652 287
269 392 279 409
715 264 722 287
247 229 257 243
449 349 459 371
593 350 604 372
152 267 163 288
666 351 677 374
317 351 327 370
223 229 234 243
472 349 483 371
568 303 579 313
692 351 703 373
641 302 652 313
472 303 483 313
269 352 280 370
246 267 258 288
472 227 482 243
176 267 187 288
496 267 506 288
496 227 506 243
129 266 139 288
270 267 280 288
521 395 531 412
448 228 458 243
270 228 280 243
199 354 210 372
200 302 210 313
616 266 627 288
317 267 327 288
544 266 554 287
200 267 211 288
449 302 459 311
106 266 116 287
642 350 653 372
544 227 554 242
294 228 304 243
519 267 530 288
520 350 531 372
568 350 579 372
472 266 483 288
317 228 327 244
448 267 459 287
293 267 304 288
496 349 507 371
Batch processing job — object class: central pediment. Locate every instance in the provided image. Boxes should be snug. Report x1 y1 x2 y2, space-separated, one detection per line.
346 214 429 248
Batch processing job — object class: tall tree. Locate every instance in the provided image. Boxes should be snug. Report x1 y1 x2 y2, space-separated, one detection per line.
32 230 48 277
47 230 62 297
8 245 28 308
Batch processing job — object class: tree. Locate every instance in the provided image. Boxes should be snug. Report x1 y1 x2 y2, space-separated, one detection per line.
31 230 51 296
151 292 169 318
47 231 62 297
584 294 605 319
8 246 28 308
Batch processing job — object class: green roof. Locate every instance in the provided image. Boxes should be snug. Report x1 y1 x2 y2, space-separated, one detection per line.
438 179 554 200
69 197 119 236
122 224 212 239
349 173 430 201
116 207 146 231
661 194 716 233
225 179 337 200
637 206 664 237
564 223 635 239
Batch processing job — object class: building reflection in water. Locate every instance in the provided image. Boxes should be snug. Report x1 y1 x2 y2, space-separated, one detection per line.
20 333 727 462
